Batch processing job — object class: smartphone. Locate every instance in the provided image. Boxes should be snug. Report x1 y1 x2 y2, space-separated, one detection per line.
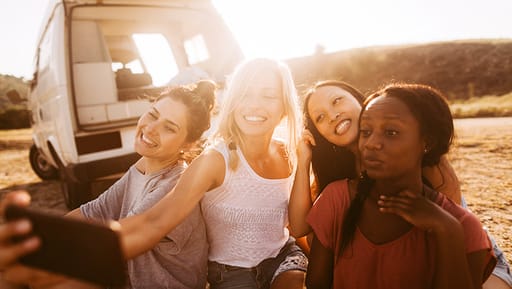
4 205 127 287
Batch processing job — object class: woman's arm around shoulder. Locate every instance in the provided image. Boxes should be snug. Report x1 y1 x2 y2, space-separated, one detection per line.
422 155 462 204
119 149 225 259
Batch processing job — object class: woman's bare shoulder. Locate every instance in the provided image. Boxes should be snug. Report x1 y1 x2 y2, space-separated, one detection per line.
182 148 226 189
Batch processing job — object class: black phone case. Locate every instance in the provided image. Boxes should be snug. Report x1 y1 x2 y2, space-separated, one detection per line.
4 205 127 287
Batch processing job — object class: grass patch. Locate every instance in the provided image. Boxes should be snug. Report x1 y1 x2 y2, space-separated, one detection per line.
450 92 512 118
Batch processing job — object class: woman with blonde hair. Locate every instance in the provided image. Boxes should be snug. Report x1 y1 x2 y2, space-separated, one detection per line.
117 58 307 289
1 59 308 289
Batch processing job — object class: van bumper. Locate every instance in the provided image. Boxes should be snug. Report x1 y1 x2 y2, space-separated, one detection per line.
48 141 140 183
63 153 140 183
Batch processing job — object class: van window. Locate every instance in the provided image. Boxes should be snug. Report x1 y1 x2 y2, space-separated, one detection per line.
132 33 178 86
111 61 144 73
38 19 54 74
184 34 210 65
124 60 143 74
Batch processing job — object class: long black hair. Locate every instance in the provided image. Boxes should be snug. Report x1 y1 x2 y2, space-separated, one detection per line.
303 80 366 195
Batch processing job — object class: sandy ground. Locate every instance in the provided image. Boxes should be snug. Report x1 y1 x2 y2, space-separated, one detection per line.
0 117 511 265
449 117 512 264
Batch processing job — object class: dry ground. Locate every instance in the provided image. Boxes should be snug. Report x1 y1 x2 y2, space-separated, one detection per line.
0 117 511 264
449 117 512 263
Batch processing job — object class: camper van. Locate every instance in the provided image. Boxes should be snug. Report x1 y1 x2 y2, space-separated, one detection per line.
28 0 243 209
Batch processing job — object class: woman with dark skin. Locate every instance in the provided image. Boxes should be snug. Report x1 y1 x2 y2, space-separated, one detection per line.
289 80 461 237
306 83 496 288
288 80 512 288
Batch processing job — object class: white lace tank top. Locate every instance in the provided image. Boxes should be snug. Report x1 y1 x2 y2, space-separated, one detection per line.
200 141 293 268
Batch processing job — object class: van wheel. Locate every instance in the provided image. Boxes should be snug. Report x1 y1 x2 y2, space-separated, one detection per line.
29 144 59 180
61 181 92 210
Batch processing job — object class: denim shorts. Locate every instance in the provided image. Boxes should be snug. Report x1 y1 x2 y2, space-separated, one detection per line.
207 238 308 289
489 233 512 286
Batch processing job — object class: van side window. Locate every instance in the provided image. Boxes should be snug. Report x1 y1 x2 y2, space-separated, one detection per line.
184 34 210 65
38 21 53 74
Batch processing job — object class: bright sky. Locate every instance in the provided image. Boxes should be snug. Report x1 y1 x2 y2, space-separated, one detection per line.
0 0 511 79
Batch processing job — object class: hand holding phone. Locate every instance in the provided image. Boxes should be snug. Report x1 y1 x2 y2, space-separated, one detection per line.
4 205 127 287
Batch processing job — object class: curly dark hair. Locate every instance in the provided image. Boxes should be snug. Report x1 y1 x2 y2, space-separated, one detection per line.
156 80 217 162
158 80 216 143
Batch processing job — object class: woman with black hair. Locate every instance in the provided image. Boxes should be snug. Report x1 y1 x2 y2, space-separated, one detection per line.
305 83 496 288
288 80 512 288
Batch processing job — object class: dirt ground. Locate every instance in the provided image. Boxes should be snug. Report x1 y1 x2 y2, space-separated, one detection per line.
448 117 512 264
0 117 511 264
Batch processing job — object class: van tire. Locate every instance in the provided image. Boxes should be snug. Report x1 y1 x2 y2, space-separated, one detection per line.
29 144 59 180
62 181 92 210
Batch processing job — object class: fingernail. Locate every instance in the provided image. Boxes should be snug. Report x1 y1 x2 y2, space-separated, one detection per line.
13 193 30 203
380 195 386 199
24 237 40 249
15 220 31 232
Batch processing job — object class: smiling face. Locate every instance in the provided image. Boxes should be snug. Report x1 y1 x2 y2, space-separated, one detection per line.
358 95 425 181
134 97 189 162
307 85 362 147
233 70 284 138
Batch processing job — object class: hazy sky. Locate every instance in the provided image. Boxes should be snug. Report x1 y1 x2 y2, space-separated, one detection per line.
1 0 511 79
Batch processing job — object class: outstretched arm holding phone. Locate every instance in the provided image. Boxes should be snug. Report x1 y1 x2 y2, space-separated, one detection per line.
0 191 77 288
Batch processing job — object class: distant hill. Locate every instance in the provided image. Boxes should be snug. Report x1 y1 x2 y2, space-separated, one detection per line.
286 39 512 100
1 39 511 128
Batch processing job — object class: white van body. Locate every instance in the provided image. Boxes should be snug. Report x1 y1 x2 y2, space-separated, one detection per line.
28 0 243 208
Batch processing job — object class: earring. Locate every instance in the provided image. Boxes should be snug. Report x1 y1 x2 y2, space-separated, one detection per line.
424 148 429 153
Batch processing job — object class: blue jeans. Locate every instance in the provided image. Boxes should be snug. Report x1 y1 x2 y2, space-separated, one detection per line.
207 238 307 289
487 229 512 286
461 197 512 286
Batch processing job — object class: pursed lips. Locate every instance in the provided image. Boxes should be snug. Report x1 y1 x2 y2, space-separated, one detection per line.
362 153 384 167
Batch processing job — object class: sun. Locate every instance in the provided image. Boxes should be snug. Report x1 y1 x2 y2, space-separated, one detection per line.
211 0 381 60
213 0 330 60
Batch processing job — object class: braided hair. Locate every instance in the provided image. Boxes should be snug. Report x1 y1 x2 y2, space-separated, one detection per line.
337 83 454 257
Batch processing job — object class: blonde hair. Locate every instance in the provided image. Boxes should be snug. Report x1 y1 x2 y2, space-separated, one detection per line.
214 58 301 170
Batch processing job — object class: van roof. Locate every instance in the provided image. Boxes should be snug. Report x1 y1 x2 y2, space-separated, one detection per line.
64 0 211 9
33 0 221 71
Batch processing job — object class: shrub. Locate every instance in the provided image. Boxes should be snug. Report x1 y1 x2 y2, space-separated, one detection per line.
0 109 30 129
